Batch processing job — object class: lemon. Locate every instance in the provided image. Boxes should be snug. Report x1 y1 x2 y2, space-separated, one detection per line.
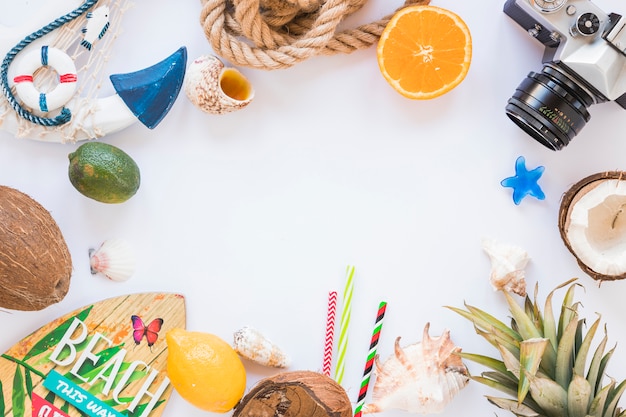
68 142 140 204
166 328 246 413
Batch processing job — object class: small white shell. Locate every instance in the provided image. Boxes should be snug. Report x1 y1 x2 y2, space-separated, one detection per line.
363 323 469 415
233 326 291 368
482 238 529 296
89 239 136 282
184 55 254 115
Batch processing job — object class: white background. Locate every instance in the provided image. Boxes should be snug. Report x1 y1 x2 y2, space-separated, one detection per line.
2 0 626 416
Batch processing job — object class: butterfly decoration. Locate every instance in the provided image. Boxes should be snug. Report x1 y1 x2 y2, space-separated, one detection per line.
131 315 163 347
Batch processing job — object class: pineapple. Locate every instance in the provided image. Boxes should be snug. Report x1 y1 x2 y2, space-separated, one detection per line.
447 278 626 417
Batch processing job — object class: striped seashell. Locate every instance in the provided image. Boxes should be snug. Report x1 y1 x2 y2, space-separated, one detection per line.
89 238 136 282
233 326 291 368
184 55 254 115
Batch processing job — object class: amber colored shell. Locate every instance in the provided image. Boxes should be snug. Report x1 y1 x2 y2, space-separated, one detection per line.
184 55 254 115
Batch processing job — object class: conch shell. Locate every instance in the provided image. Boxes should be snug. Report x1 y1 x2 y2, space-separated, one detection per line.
482 237 529 296
184 55 254 115
363 323 469 415
233 326 291 368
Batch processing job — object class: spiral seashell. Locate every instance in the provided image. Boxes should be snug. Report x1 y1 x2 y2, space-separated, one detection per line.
482 237 529 297
184 55 254 115
233 326 291 368
363 323 469 414
89 239 136 282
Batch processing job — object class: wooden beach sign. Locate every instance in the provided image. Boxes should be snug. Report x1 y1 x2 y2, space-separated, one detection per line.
0 293 185 417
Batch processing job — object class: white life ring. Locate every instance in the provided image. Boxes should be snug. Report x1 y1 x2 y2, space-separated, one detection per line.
0 0 185 143
12 45 77 112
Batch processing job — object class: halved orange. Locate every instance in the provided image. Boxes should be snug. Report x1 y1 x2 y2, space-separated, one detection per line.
377 5 472 100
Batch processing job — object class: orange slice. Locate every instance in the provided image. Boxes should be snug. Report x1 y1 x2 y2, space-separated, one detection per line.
377 5 472 100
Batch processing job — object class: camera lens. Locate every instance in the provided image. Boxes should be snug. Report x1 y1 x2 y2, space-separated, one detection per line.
505 64 596 150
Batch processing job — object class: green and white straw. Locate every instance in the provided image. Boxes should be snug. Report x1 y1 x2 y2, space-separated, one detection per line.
334 264 355 385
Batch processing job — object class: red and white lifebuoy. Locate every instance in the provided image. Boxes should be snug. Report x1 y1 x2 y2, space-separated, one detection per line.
12 45 77 113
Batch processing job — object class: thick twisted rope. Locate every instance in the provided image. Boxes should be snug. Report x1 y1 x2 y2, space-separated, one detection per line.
200 0 431 70
0 0 98 126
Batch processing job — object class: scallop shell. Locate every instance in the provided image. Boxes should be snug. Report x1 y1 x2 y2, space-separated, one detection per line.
362 323 469 415
233 326 291 368
482 237 529 296
89 239 136 282
184 55 254 115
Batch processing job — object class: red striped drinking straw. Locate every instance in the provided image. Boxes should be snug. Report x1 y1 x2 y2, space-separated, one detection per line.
353 301 387 417
322 290 338 377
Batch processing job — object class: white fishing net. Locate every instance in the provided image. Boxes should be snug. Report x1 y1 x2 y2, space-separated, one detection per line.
0 0 134 143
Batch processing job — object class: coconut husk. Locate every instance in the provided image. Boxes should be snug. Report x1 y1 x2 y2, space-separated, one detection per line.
233 371 352 417
558 171 626 281
0 186 72 310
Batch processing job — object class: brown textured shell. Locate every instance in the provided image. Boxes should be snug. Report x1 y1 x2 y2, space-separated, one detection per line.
233 371 352 417
558 171 626 281
184 55 254 115
0 186 72 310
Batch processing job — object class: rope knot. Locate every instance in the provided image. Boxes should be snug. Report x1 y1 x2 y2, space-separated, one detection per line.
199 0 431 70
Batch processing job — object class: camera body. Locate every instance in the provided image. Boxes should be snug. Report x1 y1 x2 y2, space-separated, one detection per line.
503 0 626 150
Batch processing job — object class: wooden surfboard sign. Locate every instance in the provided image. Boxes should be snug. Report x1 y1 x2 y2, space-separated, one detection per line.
0 293 186 417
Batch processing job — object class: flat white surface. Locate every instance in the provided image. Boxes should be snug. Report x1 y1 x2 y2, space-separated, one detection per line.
2 0 626 416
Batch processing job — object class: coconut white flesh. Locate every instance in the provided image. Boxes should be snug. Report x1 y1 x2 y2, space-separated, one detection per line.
566 179 626 275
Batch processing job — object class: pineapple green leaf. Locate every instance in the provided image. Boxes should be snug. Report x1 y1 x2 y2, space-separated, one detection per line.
587 327 609 396
504 291 543 340
519 338 550 404
542 282 559 351
472 375 520 398
473 324 521 356
568 374 592 417
573 315 601 377
555 314 579 389
486 396 541 417
589 379 615 417
498 342 522 377
455 352 509 375
558 283 581 340
524 295 543 332
446 305 522 346
575 319 584 357
504 291 558 378
604 379 626 417
596 346 617 395
474 373 543 412
464 304 523 340
527 373 568 417
482 371 521 391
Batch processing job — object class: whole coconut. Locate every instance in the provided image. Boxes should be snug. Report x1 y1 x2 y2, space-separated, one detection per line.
0 186 72 310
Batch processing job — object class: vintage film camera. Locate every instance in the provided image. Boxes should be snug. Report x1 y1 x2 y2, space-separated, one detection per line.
503 0 626 150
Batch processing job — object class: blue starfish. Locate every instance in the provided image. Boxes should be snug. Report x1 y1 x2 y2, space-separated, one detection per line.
501 156 545 205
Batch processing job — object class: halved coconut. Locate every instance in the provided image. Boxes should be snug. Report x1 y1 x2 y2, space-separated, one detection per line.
559 171 626 281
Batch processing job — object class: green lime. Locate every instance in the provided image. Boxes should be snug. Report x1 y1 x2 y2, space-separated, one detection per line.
68 142 140 204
